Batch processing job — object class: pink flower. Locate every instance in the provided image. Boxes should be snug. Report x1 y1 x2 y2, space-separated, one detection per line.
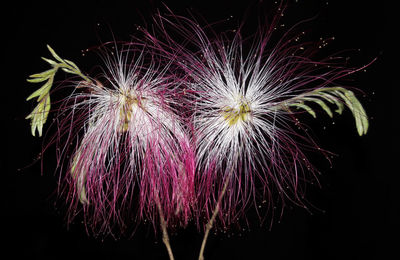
141 8 371 230
49 44 196 236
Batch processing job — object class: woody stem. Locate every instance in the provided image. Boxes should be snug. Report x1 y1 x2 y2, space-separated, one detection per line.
156 199 175 260
198 177 230 260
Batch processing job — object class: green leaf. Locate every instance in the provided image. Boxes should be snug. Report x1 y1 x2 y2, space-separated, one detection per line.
61 67 75 74
291 102 316 118
334 90 361 135
41 57 58 66
47 44 64 63
303 97 333 117
26 94 50 137
333 98 345 115
28 68 56 78
64 59 80 71
26 45 91 137
344 90 368 136
39 94 51 136
27 77 50 83
26 79 52 101
318 92 344 114
275 86 369 136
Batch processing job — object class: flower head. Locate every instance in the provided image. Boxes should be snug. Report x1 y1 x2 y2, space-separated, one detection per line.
142 9 370 228
37 44 196 236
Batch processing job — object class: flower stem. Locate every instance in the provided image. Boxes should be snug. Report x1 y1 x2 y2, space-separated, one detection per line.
156 199 175 260
198 177 230 260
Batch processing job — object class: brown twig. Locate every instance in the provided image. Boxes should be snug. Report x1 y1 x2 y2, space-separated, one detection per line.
156 199 175 260
198 178 230 260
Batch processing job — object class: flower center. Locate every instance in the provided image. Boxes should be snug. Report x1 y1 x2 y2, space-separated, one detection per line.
119 91 146 132
221 96 251 126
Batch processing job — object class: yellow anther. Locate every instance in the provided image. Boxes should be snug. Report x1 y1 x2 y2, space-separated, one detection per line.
119 92 142 132
221 97 251 126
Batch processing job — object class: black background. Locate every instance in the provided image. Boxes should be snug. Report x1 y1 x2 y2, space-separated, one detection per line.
3 0 394 259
